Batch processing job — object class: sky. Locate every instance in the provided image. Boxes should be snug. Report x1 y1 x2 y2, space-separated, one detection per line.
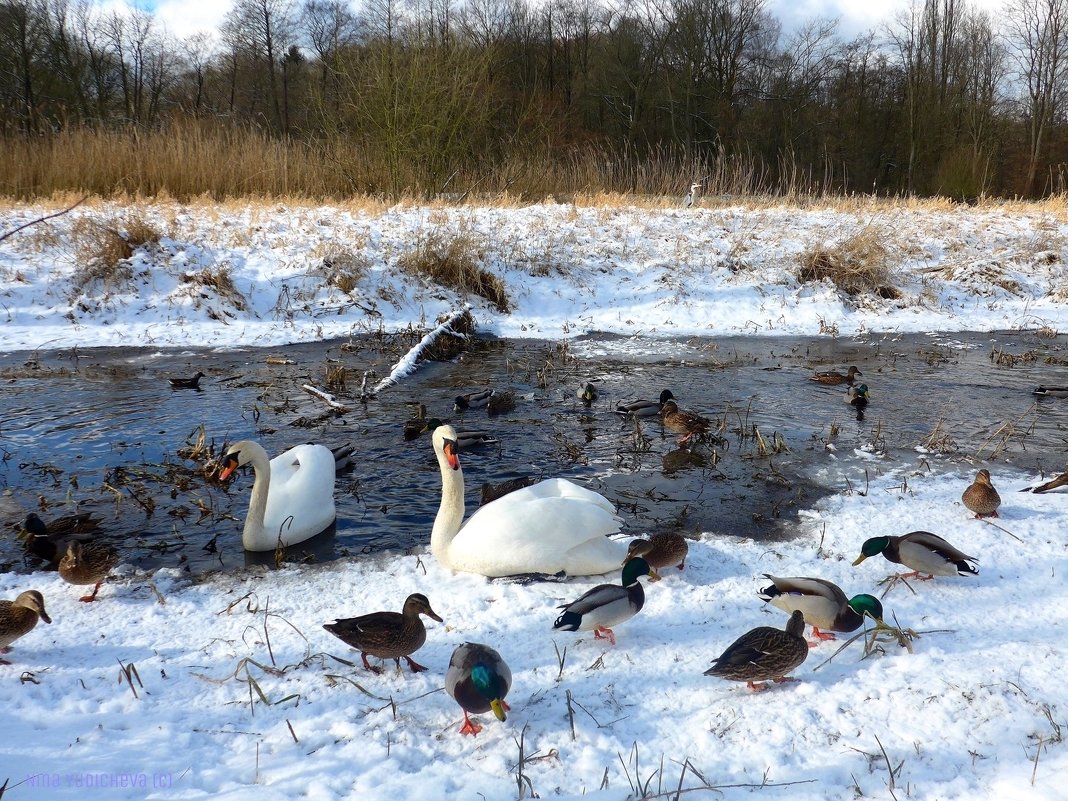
144 0 1010 44
1 196 1066 800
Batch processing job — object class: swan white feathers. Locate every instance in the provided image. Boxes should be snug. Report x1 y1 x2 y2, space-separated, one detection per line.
219 440 337 551
431 425 626 577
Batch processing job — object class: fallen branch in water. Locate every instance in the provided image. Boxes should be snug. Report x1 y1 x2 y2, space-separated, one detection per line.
302 384 349 411
370 308 472 396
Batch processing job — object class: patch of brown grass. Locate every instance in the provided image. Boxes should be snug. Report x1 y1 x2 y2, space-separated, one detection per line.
314 244 370 294
797 228 901 299
397 228 510 312
69 215 161 294
179 266 247 310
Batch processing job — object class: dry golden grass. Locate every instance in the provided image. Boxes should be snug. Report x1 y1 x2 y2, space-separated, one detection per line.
311 244 371 295
179 266 247 310
397 228 510 312
797 228 902 299
68 213 160 293
9 124 1068 209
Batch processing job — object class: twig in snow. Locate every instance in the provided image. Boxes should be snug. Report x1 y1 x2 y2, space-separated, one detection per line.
553 640 567 681
874 734 900 801
513 724 536 800
117 659 143 699
0 195 88 244
979 516 1023 542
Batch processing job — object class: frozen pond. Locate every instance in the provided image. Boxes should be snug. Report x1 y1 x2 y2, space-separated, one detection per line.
1 329 1066 576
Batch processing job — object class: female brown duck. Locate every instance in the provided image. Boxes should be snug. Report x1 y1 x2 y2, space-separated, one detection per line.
323 593 442 674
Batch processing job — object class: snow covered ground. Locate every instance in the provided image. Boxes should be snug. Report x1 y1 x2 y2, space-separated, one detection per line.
1 198 1067 800
1 197 1067 350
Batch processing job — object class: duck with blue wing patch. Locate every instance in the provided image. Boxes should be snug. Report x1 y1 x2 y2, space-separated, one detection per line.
853 530 978 580
446 642 511 736
552 557 657 646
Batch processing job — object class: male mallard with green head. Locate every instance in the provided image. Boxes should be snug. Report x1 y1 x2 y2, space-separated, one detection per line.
759 575 884 643
552 557 657 645
323 593 442 674
577 382 598 405
0 590 51 664
59 540 119 602
625 533 688 575
809 366 861 385
962 468 1001 518
446 642 511 736
704 610 809 691
853 531 978 580
19 511 101 566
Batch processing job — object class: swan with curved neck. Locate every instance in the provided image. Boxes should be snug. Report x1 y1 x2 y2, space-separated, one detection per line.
219 440 337 551
431 425 627 576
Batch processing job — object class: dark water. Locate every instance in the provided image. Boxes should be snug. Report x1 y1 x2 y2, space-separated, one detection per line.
2 330 1066 576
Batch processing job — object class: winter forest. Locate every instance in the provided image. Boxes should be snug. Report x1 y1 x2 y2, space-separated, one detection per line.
3 0 1068 200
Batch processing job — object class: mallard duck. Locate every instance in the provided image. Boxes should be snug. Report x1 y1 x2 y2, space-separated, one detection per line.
323 593 442 674
424 418 499 450
852 531 978 580
0 590 51 663
624 533 688 575
330 442 356 473
962 468 1001 518
577 382 598 405
809 366 862 385
168 371 205 389
23 511 101 537
480 476 539 506
59 540 119 602
454 389 494 412
552 557 656 645
759 575 884 642
445 642 512 736
703 610 809 691
846 383 870 409
19 512 101 565
1033 386 1068 398
403 404 429 441
431 425 626 577
615 389 675 418
218 440 337 551
659 399 711 446
486 391 516 416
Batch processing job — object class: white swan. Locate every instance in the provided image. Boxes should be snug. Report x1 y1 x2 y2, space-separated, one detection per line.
219 440 337 551
431 425 627 576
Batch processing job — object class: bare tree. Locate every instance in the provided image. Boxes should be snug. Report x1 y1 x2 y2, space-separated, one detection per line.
1004 0 1068 195
221 0 295 131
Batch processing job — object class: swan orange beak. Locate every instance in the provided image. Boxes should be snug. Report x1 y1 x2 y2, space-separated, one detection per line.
218 454 239 481
443 439 460 470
